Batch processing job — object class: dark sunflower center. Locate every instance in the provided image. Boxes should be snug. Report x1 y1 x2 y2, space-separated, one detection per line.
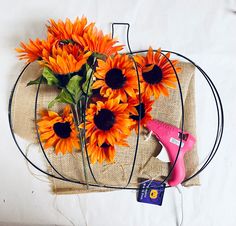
94 109 115 131
53 122 72 138
101 142 110 148
105 68 126 89
130 103 145 121
142 64 163 84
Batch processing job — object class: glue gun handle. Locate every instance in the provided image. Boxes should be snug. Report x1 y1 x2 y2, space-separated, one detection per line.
168 151 186 187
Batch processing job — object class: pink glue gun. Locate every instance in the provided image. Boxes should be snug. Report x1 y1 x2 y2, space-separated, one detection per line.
146 120 196 186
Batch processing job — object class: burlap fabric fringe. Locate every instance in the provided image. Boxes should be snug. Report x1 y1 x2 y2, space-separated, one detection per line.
11 61 199 194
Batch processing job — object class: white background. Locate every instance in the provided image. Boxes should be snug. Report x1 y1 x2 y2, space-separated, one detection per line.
0 0 235 225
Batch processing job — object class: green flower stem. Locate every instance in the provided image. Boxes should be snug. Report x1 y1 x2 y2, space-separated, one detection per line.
68 57 97 189
70 103 89 189
77 100 89 189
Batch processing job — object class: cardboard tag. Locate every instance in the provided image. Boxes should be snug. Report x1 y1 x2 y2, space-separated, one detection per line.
137 180 166 206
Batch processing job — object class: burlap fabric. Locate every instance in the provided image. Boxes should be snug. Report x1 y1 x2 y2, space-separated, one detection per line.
11 61 199 194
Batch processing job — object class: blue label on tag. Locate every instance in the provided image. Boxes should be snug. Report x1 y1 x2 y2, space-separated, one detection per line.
137 180 166 206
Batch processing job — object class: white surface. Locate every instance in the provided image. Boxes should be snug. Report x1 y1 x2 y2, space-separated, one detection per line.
0 0 235 225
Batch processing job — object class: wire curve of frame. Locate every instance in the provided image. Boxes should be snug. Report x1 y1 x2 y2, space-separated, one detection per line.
8 47 224 190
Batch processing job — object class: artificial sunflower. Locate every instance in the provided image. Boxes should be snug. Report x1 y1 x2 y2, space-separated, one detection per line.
47 17 94 43
15 37 54 63
42 45 91 75
72 26 123 56
92 54 137 102
84 98 133 147
37 105 80 155
134 47 181 99
86 142 115 164
128 94 154 132
86 135 129 164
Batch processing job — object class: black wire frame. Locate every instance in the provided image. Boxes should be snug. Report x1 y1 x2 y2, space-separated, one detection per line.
8 25 224 190
8 48 224 190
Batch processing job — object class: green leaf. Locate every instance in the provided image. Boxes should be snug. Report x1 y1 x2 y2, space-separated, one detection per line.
66 75 83 103
93 52 106 60
48 88 74 108
26 76 47 86
42 67 59 86
82 68 93 96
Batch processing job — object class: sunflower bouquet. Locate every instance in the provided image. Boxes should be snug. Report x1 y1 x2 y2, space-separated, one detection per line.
16 17 180 168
